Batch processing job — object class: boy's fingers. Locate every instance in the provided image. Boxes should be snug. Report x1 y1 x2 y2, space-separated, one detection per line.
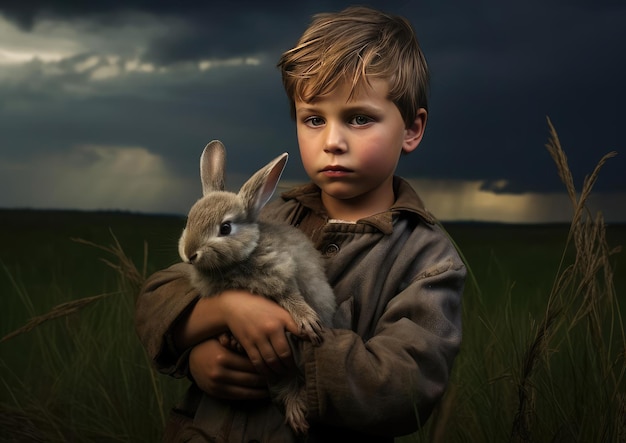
219 363 268 389
204 369 268 400
243 343 270 375
245 337 291 376
192 343 269 400
249 343 279 375
283 317 301 338
270 330 295 370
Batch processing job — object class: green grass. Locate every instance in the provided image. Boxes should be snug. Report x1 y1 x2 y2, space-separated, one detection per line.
401 221 625 442
1 214 623 442
0 121 624 442
0 210 188 443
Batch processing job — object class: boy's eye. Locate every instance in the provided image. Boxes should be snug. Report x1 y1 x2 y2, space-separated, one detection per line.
351 115 372 126
304 116 325 127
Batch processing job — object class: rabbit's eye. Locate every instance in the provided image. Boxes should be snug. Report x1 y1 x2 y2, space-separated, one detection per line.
219 222 232 236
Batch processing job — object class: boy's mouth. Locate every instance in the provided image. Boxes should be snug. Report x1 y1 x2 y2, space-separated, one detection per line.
321 165 351 172
320 165 353 177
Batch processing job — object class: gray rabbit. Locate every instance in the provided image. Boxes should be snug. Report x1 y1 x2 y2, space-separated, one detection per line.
178 140 336 434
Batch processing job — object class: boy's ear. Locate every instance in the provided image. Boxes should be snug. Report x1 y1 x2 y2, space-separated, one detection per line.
402 108 428 154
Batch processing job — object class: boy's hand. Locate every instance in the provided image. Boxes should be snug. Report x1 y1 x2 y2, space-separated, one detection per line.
189 338 269 400
218 290 299 375
217 331 245 354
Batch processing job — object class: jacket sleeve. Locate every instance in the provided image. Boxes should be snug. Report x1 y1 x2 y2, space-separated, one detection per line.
134 262 201 377
296 252 465 436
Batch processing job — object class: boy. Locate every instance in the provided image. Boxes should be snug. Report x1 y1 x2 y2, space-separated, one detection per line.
135 6 465 442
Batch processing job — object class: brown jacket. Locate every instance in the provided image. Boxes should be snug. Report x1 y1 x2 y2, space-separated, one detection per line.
135 177 466 442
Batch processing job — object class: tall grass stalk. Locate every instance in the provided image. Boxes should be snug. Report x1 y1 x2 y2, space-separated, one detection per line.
513 118 621 442
508 117 623 442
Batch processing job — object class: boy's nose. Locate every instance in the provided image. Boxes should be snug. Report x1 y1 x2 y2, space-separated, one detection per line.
323 123 348 154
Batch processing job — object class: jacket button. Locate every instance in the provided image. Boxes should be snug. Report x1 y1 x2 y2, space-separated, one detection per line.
325 243 340 256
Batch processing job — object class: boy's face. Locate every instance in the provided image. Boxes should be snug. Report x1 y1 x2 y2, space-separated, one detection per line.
295 78 425 220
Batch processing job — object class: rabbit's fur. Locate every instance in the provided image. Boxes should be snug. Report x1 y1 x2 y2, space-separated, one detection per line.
178 140 336 434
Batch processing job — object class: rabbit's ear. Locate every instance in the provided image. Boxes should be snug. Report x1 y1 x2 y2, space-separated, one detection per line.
200 140 227 195
239 153 288 219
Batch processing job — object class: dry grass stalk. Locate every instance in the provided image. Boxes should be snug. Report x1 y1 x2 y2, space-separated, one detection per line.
545 116 617 231
2 232 147 344
510 117 622 442
510 307 560 443
0 404 50 442
71 230 147 294
429 382 457 443
544 117 577 206
0 292 114 343
618 393 626 442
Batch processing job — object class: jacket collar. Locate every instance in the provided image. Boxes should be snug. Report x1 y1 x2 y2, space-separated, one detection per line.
280 177 435 234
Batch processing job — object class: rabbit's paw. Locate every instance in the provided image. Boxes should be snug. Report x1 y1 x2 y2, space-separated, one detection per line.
298 318 324 346
284 389 309 435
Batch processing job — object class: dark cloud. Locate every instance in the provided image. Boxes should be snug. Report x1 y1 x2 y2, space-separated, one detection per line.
401 0 626 194
0 1 418 64
0 58 288 172
0 0 624 217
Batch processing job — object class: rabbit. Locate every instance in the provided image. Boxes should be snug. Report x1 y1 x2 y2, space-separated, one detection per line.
178 140 336 434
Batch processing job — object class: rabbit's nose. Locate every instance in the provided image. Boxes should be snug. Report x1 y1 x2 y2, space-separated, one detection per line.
188 252 198 264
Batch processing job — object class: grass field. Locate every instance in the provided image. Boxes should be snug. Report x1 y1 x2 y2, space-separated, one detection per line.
1 122 624 442
1 210 623 442
0 210 188 442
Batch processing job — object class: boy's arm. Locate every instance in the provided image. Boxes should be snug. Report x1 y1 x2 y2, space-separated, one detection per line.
293 259 465 436
135 262 203 376
135 262 301 377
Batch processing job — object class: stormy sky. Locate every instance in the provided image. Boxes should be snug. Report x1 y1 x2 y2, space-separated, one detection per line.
0 0 624 223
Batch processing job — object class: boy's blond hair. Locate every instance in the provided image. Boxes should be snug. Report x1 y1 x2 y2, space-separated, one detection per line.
277 6 429 128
